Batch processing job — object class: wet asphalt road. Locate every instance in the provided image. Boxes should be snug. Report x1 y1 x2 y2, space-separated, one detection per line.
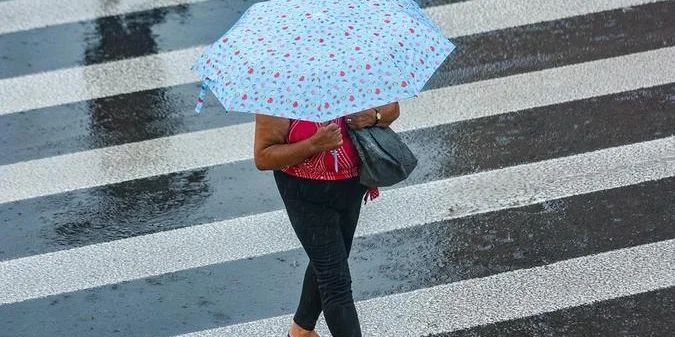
1 0 674 336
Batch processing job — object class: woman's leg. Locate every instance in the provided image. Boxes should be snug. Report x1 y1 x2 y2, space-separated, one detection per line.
292 262 322 331
275 171 362 337
293 180 367 331
282 198 361 337
339 180 368 254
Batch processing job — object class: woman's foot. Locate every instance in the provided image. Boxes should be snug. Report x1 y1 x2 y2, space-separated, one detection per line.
288 321 321 337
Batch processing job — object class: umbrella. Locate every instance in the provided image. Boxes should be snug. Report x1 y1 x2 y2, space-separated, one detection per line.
191 0 456 121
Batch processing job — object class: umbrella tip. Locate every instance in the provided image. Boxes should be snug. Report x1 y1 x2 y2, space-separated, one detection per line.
194 81 209 114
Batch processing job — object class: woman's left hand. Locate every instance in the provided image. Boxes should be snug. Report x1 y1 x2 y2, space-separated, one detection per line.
345 109 377 130
346 102 400 129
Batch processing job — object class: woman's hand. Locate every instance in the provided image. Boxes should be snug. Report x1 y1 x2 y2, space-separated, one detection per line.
346 102 400 129
310 123 343 151
345 109 377 130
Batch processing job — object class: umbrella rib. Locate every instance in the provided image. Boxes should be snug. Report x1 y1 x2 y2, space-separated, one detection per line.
385 47 418 97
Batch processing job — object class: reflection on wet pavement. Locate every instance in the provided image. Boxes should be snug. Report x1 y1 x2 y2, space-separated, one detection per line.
75 5 210 246
50 171 211 246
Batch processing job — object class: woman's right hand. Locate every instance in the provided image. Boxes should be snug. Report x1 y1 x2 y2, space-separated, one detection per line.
310 123 343 152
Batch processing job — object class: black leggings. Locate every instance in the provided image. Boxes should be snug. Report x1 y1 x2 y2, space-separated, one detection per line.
274 170 368 337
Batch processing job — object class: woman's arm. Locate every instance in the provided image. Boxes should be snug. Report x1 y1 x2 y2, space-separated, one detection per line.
373 101 400 128
346 101 400 129
253 114 343 171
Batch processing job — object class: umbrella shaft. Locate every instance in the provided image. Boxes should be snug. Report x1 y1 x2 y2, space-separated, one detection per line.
332 149 338 172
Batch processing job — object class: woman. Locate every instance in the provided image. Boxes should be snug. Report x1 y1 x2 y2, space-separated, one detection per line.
254 102 400 337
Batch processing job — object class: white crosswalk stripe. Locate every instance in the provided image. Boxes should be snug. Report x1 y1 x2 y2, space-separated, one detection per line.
0 0 661 35
1 0 673 336
0 0 216 35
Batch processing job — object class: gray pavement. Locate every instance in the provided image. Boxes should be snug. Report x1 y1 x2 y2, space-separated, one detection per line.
0 0 674 336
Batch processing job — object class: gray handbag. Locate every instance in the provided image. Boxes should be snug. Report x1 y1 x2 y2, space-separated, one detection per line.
347 126 418 187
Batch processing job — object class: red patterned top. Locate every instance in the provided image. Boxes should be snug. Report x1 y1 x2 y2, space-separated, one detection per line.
282 117 379 203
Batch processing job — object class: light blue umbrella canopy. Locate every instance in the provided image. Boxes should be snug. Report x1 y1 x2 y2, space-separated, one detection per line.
192 0 455 122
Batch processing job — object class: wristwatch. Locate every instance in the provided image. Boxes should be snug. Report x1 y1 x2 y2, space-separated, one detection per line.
372 108 381 127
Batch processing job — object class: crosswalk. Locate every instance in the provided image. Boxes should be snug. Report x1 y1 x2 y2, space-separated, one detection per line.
3 47 673 203
0 0 673 336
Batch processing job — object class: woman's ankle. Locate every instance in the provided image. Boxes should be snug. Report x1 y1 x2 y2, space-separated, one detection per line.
289 321 318 337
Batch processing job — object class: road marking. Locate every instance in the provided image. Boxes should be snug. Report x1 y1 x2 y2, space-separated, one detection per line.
0 47 202 116
173 239 675 336
0 0 659 35
428 0 665 37
0 0 215 35
0 0 666 115
0 0 660 35
1 136 672 305
1 47 673 204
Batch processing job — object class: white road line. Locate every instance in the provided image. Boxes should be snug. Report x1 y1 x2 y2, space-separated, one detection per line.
1 136 672 305
173 239 675 337
0 0 664 115
0 47 202 116
0 0 214 35
428 0 664 37
1 47 673 204
0 0 660 36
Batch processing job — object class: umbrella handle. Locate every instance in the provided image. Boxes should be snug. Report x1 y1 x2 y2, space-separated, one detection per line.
323 120 339 172
195 81 208 113
332 149 339 172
